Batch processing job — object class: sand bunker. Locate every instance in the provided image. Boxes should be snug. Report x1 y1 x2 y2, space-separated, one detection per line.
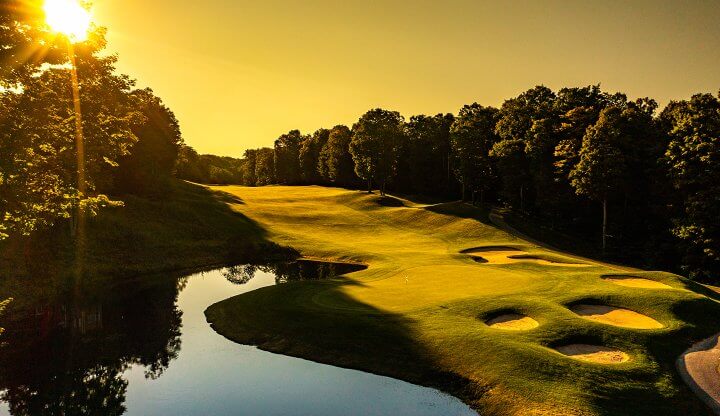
556 344 630 364
485 313 539 330
463 247 588 267
570 304 664 329
603 276 672 289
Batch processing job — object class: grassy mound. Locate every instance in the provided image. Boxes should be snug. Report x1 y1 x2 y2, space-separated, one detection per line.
204 185 720 416
0 180 282 285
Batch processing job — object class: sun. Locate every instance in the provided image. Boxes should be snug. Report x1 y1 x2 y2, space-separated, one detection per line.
43 0 92 42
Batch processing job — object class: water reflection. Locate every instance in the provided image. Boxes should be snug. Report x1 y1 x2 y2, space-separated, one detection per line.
223 259 367 285
0 261 474 416
0 275 184 415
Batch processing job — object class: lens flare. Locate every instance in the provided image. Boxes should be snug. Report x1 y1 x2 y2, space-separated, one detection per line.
43 0 91 42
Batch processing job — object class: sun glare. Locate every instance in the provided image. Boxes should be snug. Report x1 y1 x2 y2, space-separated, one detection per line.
43 0 92 42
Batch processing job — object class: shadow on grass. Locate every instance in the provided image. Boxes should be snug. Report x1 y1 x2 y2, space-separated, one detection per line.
0 180 289 288
423 201 494 225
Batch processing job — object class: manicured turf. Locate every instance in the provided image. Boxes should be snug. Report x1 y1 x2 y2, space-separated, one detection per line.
204 185 720 416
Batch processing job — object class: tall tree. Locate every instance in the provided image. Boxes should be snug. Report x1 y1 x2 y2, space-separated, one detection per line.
114 88 183 194
0 21 137 240
241 149 258 186
273 130 303 184
494 86 556 210
450 104 499 203
400 113 454 195
569 106 627 251
255 147 275 186
318 125 357 186
349 109 405 195
299 128 329 184
490 139 530 209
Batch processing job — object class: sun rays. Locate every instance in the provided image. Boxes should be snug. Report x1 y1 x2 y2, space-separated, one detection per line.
43 0 91 42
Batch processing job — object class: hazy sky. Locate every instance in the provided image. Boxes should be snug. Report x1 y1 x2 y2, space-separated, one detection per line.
93 0 720 157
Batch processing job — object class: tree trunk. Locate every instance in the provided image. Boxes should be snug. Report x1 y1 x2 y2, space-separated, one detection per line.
447 153 451 191
461 181 466 201
480 189 484 206
602 198 608 253
520 185 524 212
367 178 372 193
381 180 386 197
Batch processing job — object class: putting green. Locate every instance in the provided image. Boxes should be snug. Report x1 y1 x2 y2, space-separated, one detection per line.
204 186 720 416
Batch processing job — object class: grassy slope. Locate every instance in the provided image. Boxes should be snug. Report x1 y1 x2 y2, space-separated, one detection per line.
0 181 277 299
205 185 720 416
82 180 273 278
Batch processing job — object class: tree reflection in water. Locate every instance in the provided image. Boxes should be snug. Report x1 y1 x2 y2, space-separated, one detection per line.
0 260 365 415
0 275 184 415
223 259 367 286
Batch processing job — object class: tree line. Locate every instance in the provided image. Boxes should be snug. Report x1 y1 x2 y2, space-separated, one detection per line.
1 3 717 282
182 85 719 281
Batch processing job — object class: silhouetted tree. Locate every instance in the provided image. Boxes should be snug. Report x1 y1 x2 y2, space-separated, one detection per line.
569 106 628 251
255 147 275 185
299 128 329 183
114 88 183 194
274 130 303 184
450 104 498 203
399 113 455 195
350 109 405 195
318 125 358 186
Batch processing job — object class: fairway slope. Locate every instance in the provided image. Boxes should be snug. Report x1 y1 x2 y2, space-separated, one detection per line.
204 186 720 416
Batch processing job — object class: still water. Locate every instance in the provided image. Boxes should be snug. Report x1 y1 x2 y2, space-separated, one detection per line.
0 262 475 415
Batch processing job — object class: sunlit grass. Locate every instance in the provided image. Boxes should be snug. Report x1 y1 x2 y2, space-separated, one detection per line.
206 185 720 415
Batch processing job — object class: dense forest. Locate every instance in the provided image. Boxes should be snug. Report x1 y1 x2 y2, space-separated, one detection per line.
1 3 718 283
177 87 720 282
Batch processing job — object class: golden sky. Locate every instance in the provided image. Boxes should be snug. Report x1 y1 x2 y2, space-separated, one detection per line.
93 0 720 157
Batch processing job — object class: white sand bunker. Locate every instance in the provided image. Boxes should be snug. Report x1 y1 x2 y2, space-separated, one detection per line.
556 344 630 364
463 247 588 267
603 275 672 289
570 304 664 329
485 313 539 330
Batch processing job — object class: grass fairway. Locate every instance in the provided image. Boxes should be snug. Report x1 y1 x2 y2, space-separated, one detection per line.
205 185 720 416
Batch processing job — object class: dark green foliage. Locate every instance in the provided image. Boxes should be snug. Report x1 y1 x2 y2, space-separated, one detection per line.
273 130 303 184
349 109 405 195
175 146 245 185
0 13 138 240
570 107 628 202
318 125 358 186
490 138 530 209
398 113 455 196
299 129 329 184
114 88 183 194
662 93 720 280
450 104 498 202
255 147 275 186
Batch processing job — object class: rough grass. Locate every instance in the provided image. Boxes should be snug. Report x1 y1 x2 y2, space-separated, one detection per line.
0 180 279 290
204 185 720 416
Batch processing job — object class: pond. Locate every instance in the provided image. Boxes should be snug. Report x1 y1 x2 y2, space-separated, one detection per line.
0 261 476 416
